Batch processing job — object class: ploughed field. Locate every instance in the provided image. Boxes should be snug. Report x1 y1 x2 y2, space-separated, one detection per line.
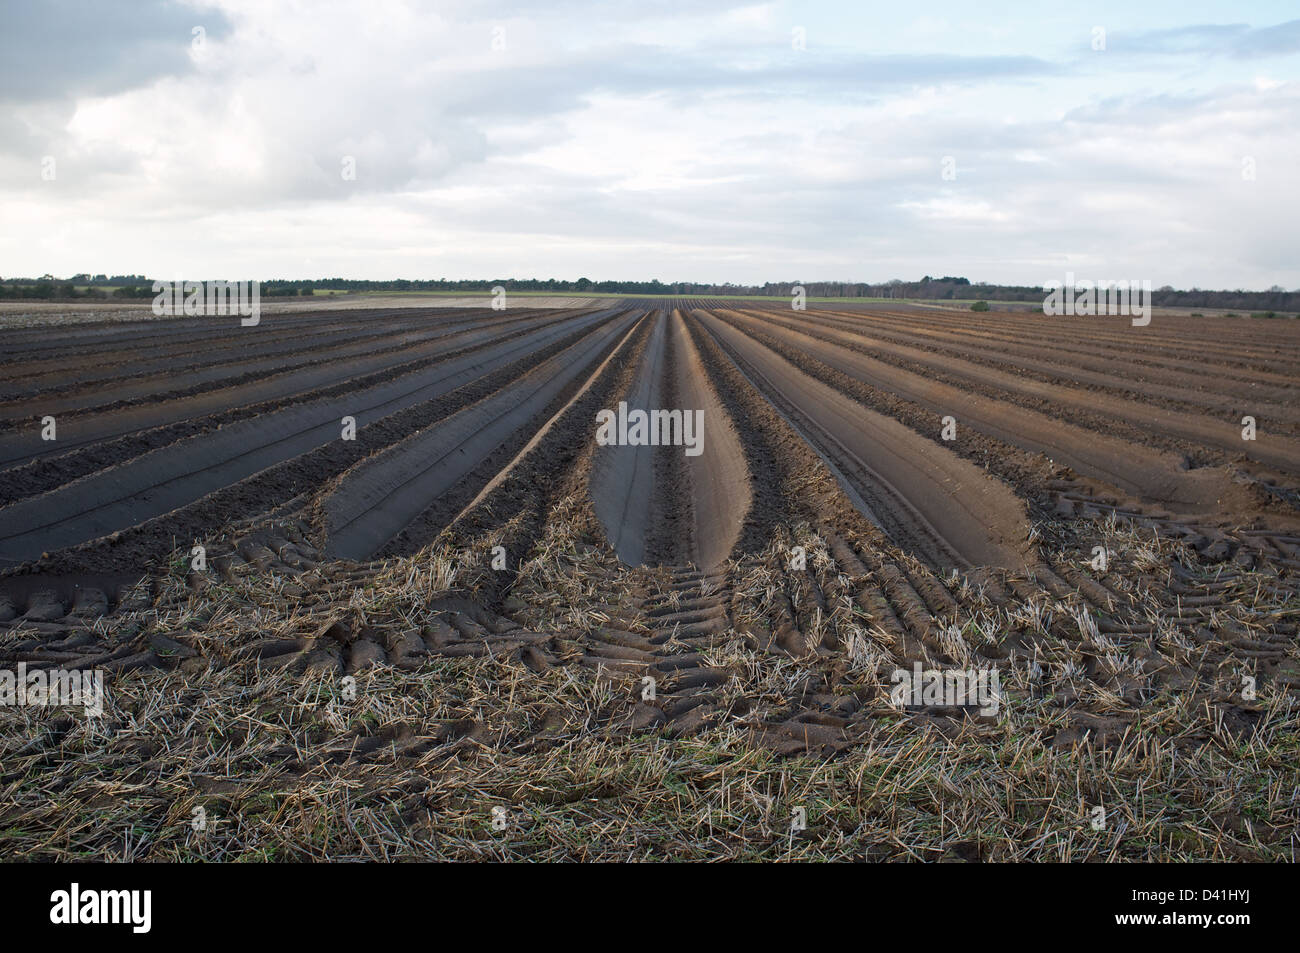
2 301 1299 860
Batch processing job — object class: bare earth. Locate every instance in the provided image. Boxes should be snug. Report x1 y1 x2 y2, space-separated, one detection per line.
1 301 1297 860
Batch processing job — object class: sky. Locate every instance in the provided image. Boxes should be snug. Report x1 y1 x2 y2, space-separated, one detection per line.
1 0 1298 288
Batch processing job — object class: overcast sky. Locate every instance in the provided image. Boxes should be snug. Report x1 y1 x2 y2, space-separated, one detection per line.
2 0 1298 288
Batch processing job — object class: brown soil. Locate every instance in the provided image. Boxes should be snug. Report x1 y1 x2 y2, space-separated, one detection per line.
2 301 1298 769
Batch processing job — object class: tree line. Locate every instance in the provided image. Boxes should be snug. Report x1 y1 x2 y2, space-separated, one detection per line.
2 275 1297 312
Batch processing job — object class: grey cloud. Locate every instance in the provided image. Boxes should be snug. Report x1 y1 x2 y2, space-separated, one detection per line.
443 48 1059 118
0 0 232 101
438 0 753 21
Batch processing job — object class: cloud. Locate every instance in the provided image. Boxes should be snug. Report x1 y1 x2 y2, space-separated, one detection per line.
0 0 1296 289
1126 18 1300 58
0 0 233 102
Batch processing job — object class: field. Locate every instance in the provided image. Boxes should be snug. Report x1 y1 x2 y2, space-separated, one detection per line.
2 301 1298 860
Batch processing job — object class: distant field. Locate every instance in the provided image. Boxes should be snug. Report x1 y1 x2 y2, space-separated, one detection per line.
0 293 615 328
